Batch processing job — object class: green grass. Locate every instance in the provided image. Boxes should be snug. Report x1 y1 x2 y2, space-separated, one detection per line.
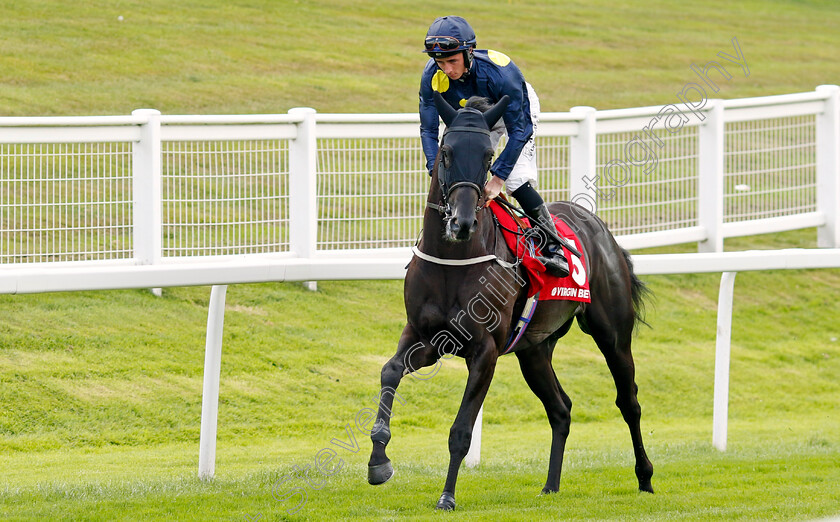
1 246 839 519
2 0 840 519
2 0 839 115
2 430 838 520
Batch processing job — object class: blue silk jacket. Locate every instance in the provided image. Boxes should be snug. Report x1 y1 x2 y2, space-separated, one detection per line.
419 49 534 180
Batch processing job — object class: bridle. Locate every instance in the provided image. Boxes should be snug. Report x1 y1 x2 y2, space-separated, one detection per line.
415 95 515 267
427 180 486 217
428 121 492 218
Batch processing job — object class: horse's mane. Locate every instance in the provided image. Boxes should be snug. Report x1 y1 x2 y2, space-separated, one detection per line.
464 96 506 132
464 96 493 112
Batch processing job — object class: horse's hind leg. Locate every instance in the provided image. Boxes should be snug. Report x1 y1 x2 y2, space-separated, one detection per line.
515 339 572 494
582 309 654 493
368 324 439 486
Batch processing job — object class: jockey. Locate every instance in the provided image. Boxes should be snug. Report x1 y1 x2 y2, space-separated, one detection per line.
419 15 569 278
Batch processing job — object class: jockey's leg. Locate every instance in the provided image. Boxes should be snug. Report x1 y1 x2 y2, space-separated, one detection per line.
511 182 570 278
499 83 568 278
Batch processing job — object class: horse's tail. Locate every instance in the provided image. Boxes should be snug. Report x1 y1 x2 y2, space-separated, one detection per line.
621 247 652 332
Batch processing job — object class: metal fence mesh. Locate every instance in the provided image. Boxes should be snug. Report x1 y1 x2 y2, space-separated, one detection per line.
316 137 427 250
596 126 699 235
723 115 816 222
536 135 571 204
161 140 289 257
0 99 831 266
0 142 133 263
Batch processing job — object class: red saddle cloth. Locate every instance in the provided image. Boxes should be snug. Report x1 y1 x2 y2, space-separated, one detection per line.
488 201 591 303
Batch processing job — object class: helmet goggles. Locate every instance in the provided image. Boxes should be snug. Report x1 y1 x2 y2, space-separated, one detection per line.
424 35 472 53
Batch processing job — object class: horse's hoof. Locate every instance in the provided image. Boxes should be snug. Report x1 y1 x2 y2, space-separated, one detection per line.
639 480 654 494
540 487 558 495
435 492 456 510
367 461 394 485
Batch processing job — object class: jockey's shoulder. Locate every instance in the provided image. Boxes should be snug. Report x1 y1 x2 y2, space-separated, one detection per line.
473 49 515 69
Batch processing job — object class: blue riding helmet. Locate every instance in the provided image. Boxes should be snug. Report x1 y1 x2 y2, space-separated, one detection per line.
423 16 476 58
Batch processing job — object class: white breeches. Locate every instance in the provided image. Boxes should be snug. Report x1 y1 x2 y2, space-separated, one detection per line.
489 82 540 194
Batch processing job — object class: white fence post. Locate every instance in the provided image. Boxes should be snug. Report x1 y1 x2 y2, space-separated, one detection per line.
816 85 840 248
713 271 737 451
198 284 228 480
288 107 318 291
131 109 162 266
698 100 724 252
569 106 598 214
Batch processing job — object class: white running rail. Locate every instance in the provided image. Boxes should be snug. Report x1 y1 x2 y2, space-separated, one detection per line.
1 87 839 476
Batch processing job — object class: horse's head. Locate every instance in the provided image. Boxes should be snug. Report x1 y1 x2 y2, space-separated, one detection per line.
434 92 510 241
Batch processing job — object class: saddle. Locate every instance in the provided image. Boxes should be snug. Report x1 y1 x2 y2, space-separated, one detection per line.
488 199 591 303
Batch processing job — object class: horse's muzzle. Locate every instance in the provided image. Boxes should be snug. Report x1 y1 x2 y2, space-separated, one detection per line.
445 214 478 241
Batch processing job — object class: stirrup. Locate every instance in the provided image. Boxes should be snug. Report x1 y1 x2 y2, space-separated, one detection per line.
522 204 570 277
537 253 569 278
523 229 570 278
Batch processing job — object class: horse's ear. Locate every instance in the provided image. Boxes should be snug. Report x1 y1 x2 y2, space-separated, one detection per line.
434 91 458 127
483 95 510 129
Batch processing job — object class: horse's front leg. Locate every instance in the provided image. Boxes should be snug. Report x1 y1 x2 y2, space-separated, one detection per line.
368 324 439 485
436 338 498 511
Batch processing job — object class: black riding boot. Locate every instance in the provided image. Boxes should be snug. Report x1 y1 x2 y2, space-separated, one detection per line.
524 204 570 278
510 183 570 278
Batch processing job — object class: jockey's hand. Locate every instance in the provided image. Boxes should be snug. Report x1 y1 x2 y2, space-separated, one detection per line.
484 175 505 201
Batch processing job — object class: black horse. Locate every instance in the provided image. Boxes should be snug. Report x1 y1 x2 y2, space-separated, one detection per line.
367 94 654 510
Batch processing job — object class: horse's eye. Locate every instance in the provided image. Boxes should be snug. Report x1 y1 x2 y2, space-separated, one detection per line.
483 149 494 171
441 146 452 169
